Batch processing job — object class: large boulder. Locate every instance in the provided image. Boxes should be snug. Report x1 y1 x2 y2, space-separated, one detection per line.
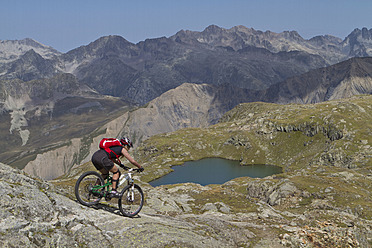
246 179 300 206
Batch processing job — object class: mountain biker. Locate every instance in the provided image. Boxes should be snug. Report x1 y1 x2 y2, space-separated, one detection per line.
91 137 144 197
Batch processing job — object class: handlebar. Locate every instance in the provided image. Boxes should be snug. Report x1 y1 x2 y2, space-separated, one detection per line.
120 164 130 170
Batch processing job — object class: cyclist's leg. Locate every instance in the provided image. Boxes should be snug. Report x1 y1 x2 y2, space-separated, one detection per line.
98 153 120 192
99 168 109 180
92 150 110 184
110 165 120 191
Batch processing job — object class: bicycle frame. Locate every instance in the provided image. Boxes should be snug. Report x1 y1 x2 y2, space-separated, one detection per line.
118 170 135 187
91 180 111 197
91 168 136 197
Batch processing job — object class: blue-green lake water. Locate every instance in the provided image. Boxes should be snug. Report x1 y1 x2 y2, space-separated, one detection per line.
149 158 282 187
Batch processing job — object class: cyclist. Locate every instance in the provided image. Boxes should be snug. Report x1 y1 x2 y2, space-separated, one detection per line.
91 137 144 197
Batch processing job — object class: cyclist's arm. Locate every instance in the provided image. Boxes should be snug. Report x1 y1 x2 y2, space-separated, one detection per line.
121 148 142 169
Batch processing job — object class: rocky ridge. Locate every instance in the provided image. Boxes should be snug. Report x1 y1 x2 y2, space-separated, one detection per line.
173 26 372 64
63 32 327 104
0 49 62 81
172 25 345 64
263 57 372 104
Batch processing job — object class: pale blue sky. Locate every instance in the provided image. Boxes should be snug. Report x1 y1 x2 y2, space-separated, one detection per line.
1 0 371 52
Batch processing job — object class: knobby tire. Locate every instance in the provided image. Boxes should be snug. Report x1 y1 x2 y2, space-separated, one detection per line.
118 184 144 217
75 171 104 206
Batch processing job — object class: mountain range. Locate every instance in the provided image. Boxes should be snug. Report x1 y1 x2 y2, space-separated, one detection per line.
2 25 372 104
0 25 372 178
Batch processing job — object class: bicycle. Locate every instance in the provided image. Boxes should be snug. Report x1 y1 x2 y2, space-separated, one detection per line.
74 164 144 217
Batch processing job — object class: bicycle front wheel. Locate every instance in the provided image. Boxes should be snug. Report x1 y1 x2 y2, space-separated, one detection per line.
75 171 104 206
118 184 144 217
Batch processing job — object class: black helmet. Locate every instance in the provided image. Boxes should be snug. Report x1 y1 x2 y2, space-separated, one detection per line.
120 137 133 148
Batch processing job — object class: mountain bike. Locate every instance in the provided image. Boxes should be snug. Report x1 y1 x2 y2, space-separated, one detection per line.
75 164 144 217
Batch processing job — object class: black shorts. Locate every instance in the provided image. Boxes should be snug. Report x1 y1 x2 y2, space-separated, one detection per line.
91 149 114 172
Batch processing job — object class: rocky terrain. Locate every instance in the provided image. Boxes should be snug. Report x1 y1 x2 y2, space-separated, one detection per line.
1 95 371 247
2 162 369 248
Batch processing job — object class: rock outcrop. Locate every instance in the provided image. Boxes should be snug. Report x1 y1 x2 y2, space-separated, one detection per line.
247 179 301 206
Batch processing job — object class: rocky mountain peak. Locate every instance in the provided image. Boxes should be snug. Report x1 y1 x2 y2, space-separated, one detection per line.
349 27 372 39
19 49 43 62
138 36 174 50
203 24 224 33
90 35 133 49
0 38 60 63
63 35 136 64
230 25 256 33
282 30 304 41
342 27 372 57
309 35 342 46
361 27 372 39
1 49 60 81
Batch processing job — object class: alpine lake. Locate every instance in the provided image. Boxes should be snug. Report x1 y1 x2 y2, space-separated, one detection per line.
149 157 282 187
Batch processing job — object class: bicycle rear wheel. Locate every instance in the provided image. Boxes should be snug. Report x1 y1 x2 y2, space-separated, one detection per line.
75 171 104 206
118 184 144 217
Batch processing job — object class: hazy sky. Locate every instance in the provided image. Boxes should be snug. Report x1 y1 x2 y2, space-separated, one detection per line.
1 0 371 52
